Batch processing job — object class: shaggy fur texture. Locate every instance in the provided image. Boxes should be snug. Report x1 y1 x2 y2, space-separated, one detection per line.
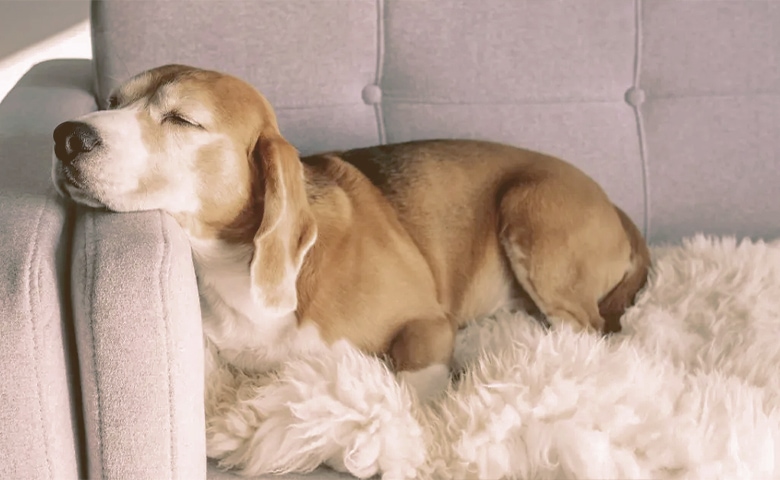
206 235 780 480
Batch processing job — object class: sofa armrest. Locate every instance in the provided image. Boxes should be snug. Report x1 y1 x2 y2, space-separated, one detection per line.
0 58 97 193
71 209 206 479
0 59 97 479
0 58 97 135
0 195 83 479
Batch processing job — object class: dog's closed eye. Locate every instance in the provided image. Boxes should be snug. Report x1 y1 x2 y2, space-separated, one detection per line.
163 111 202 129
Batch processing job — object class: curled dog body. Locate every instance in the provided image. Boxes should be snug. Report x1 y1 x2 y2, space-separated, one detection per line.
52 64 650 402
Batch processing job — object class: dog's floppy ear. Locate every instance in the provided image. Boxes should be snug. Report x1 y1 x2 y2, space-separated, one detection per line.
249 131 317 316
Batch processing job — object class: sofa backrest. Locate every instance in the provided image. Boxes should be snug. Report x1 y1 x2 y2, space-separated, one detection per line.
90 0 780 243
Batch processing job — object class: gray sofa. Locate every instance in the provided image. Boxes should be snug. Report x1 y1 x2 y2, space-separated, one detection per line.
1 1 778 479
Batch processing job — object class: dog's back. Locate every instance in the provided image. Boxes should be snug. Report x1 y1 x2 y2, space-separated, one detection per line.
304 139 649 334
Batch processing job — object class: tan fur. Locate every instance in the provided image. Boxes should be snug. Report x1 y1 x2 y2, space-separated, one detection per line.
296 141 648 373
599 206 652 333
53 64 651 384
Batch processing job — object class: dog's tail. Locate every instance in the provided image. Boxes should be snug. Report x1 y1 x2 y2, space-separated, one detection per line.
599 207 651 333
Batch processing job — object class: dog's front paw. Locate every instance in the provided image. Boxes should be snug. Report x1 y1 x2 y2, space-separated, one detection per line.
397 364 450 403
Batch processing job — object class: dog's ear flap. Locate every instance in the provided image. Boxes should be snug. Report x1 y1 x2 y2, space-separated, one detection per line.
249 132 317 316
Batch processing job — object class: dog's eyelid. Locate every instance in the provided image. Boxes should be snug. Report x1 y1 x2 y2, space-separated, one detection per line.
163 111 203 129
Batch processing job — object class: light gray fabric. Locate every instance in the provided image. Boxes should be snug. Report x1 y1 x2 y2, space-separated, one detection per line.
380 0 644 224
92 0 381 154
0 59 96 480
0 59 97 192
0 59 96 136
91 0 780 243
92 0 377 106
71 209 206 479
0 195 81 480
640 1 780 241
1 58 206 479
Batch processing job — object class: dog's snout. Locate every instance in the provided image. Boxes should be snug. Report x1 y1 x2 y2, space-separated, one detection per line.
53 121 100 164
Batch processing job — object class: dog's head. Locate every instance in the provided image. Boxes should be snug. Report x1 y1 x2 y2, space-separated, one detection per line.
52 64 316 313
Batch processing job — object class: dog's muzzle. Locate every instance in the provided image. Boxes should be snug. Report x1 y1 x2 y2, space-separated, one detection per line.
53 121 101 166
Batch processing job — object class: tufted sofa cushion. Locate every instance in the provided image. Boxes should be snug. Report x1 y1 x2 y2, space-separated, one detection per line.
92 0 780 243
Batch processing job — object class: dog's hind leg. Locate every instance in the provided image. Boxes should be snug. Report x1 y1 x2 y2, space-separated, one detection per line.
497 177 633 333
597 206 651 333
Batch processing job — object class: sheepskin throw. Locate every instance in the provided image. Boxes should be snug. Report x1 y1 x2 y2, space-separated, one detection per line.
206 235 780 480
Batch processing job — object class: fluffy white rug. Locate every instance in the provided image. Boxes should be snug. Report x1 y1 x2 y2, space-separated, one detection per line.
206 235 780 480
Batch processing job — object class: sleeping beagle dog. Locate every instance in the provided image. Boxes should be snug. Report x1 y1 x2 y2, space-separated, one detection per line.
52 64 650 401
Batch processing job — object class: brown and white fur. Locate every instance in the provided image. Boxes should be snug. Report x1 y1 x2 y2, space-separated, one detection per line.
52 64 650 401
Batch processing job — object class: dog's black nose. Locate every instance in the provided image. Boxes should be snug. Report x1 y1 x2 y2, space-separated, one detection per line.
53 121 100 164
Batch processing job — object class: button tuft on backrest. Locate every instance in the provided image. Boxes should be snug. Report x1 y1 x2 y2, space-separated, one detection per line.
361 84 382 105
624 87 645 107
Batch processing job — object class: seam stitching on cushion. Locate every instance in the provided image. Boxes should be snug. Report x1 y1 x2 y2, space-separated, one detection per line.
27 197 54 480
373 0 387 144
272 90 780 110
274 102 371 110
159 212 177 478
643 92 780 101
85 212 106 479
271 96 663 110
633 0 651 238
376 98 626 106
62 202 89 479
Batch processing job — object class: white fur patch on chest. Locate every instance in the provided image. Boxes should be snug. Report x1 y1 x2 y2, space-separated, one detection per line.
191 238 329 373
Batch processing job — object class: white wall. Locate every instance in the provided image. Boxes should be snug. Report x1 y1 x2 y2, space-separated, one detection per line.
0 0 92 101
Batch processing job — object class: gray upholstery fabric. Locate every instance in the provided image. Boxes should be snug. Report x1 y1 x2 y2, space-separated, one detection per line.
91 0 380 155
91 0 780 243
0 59 96 480
0 59 97 193
0 195 81 480
640 1 780 242
71 209 207 479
